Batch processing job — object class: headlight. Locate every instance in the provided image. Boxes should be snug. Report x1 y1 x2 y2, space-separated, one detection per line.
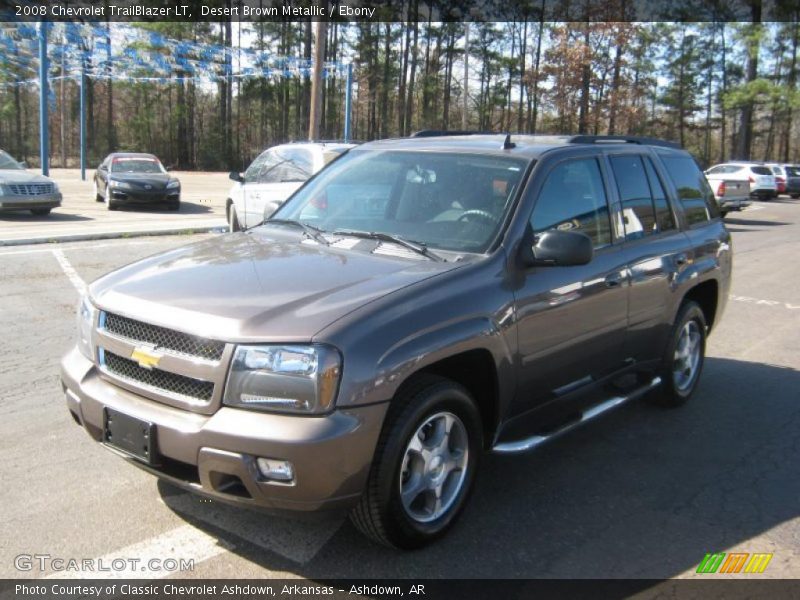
224 345 341 414
166 180 180 189
76 295 97 361
110 180 131 190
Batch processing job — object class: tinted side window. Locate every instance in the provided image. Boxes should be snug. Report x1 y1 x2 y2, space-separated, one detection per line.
530 158 611 248
610 155 656 240
661 156 719 225
751 166 772 176
643 157 676 232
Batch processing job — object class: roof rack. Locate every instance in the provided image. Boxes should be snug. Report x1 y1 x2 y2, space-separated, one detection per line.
410 129 498 138
287 139 362 145
567 135 681 149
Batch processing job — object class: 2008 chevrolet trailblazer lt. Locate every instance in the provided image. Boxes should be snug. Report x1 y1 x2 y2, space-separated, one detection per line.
61 133 731 548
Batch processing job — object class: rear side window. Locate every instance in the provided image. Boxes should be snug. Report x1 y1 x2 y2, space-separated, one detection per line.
530 158 611 248
787 166 800 177
643 158 676 232
661 156 719 225
610 155 656 239
751 166 772 176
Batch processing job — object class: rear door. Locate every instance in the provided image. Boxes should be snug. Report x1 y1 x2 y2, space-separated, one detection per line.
607 152 689 362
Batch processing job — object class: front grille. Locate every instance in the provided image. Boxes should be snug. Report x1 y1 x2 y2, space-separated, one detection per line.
104 351 214 402
7 183 55 196
103 312 225 361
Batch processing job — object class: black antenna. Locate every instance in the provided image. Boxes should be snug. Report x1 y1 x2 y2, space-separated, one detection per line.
503 134 516 150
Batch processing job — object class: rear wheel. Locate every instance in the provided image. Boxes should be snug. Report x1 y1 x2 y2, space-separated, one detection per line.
649 301 707 408
30 208 51 216
350 375 482 549
791 194 800 199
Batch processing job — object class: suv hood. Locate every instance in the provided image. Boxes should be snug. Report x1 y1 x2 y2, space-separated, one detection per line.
90 230 461 342
0 170 54 184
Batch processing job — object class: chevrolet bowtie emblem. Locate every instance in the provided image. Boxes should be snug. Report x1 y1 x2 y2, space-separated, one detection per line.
131 346 162 370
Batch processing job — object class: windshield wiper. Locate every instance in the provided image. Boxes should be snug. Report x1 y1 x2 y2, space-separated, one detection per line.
332 229 444 262
263 219 330 245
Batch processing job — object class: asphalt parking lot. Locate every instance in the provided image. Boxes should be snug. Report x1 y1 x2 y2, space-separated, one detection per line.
0 198 799 582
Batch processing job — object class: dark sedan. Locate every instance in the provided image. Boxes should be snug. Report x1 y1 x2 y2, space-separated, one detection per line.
94 153 180 211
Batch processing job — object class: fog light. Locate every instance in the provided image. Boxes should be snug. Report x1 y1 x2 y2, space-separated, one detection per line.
256 458 294 482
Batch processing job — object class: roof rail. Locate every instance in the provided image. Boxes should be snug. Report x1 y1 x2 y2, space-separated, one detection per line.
287 139 362 145
410 129 498 138
568 135 681 149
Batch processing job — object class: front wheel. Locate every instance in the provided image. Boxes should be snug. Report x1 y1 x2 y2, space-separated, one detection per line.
94 180 103 202
30 208 51 216
649 301 707 408
228 203 242 232
167 199 180 211
350 375 482 549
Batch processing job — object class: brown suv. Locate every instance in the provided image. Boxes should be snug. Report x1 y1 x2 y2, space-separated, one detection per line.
61 134 731 548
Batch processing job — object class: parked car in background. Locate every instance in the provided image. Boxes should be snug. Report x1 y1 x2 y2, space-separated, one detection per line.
227 141 356 231
0 149 62 216
62 133 731 549
704 163 776 200
766 163 800 198
704 169 750 216
94 153 180 211
785 165 800 199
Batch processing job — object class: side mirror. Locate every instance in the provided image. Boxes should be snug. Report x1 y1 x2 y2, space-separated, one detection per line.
229 171 244 183
521 229 593 267
98 165 106 171
19 161 28 169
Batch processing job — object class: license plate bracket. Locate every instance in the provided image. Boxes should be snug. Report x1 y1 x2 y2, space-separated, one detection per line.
103 407 157 464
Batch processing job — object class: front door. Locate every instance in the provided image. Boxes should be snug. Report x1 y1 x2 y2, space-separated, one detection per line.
513 156 629 416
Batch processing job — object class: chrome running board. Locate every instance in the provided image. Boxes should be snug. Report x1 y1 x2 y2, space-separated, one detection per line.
492 376 662 454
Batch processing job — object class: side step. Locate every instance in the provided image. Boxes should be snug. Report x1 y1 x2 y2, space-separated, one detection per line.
492 376 662 454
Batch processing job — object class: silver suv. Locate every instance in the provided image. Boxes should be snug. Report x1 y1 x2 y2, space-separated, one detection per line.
0 150 62 216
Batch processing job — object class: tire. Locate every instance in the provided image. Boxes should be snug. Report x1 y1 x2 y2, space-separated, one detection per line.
791 194 799 199
108 200 120 211
649 301 707 408
228 203 242 232
350 375 482 549
94 181 103 202
30 208 51 216
167 200 180 211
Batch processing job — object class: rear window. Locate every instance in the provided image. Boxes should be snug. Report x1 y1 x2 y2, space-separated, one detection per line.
661 156 720 225
751 166 772 175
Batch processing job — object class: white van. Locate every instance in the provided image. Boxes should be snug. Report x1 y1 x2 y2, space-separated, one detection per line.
227 142 355 231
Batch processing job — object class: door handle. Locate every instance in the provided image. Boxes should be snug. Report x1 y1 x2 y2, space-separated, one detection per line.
675 253 689 266
605 272 624 288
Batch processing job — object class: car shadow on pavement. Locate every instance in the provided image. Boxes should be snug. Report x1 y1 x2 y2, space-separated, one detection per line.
0 212 91 222
159 357 799 580
724 217 791 227
113 201 214 215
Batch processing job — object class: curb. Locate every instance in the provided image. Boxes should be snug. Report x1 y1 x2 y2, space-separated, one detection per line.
0 224 228 247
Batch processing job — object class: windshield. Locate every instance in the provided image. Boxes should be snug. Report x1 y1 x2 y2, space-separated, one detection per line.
111 157 165 174
272 150 528 254
0 150 23 170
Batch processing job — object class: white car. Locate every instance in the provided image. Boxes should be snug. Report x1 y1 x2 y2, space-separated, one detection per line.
703 170 751 216
704 163 776 200
227 142 355 231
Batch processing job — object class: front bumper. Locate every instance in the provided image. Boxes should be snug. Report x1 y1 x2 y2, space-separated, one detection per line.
61 346 388 513
0 193 62 211
111 189 179 204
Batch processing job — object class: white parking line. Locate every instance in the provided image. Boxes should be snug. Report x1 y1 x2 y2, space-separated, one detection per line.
51 249 87 294
46 524 231 580
730 294 800 311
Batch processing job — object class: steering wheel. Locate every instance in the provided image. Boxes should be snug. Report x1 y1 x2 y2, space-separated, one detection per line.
457 209 498 225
